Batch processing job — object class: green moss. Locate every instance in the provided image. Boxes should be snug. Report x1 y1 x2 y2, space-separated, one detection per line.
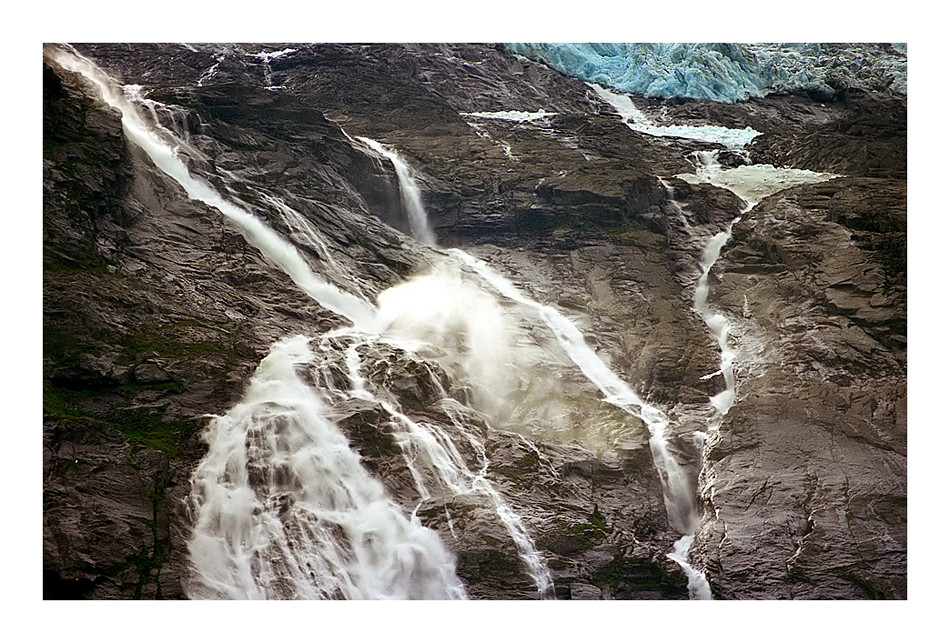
591 556 672 594
117 380 185 396
131 488 168 599
44 384 189 457
514 448 540 472
43 329 96 369
43 134 69 158
558 509 610 551
110 407 188 457
44 262 113 277
589 505 608 530
43 386 100 422
121 320 249 371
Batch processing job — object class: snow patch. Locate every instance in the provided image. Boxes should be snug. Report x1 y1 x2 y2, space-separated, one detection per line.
676 151 838 208
590 83 760 148
463 109 555 122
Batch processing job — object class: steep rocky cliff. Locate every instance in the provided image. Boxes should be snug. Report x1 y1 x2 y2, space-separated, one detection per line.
42 43 906 599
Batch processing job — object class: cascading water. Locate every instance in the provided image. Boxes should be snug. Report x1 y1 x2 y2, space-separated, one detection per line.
339 330 555 594
367 137 712 596
53 45 572 597
451 235 714 599
355 137 438 246
247 47 297 88
50 43 820 601
187 335 467 599
355 140 556 594
47 45 380 333
678 148 837 421
448 250 695 525
660 149 840 598
48 46 482 599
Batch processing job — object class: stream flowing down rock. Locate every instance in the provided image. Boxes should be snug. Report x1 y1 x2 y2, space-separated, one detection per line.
43 43 905 600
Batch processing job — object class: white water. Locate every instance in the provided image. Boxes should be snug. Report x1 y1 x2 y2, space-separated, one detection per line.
452 247 715 598
50 46 540 600
377 269 516 419
589 83 760 149
448 248 699 535
365 147 562 593
680 149 838 423
355 137 438 246
247 48 297 88
694 220 740 417
47 46 380 332
341 333 555 594
50 45 762 601
187 335 467 599
655 153 755 599
667 535 713 600
374 139 715 597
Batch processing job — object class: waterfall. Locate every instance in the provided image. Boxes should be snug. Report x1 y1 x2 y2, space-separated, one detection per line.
448 249 697 524
50 44 778 600
451 248 715 598
694 222 740 418
362 146 556 594
247 48 297 88
49 45 556 599
342 332 555 594
660 149 839 598
355 137 438 246
47 46 380 333
678 148 839 423
187 336 467 599
373 135 716 597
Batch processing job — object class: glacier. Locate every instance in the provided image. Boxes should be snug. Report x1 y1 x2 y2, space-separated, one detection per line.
508 43 907 103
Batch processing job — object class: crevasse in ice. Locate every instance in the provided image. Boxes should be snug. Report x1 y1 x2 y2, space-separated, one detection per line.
508 43 907 103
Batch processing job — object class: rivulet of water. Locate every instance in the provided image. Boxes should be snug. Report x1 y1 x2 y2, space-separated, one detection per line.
661 149 839 598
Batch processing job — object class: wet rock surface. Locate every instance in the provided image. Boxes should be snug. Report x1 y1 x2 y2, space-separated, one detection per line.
44 43 905 599
693 177 906 599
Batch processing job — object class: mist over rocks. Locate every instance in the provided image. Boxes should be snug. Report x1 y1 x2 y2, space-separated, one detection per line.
43 43 905 599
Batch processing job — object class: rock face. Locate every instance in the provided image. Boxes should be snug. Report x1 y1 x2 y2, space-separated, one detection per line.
43 54 420 599
43 43 905 599
694 177 906 599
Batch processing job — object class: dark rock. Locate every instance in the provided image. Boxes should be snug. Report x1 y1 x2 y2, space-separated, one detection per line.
693 177 906 599
43 43 905 601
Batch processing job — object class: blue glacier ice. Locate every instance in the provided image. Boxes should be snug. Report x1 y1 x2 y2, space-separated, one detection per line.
508 43 906 103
